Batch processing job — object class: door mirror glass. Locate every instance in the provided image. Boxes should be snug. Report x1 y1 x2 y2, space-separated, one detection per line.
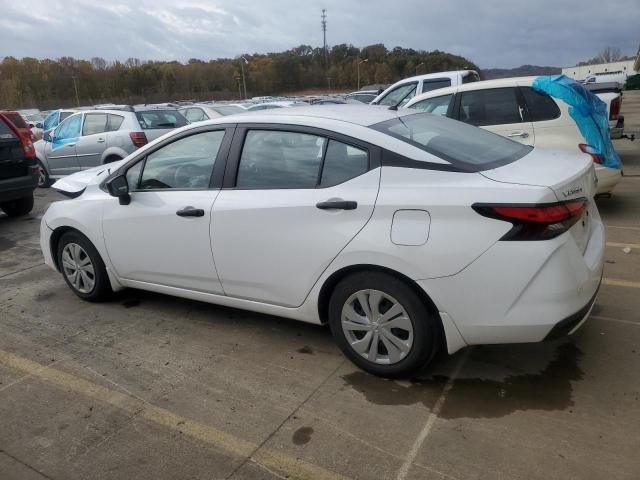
106 175 130 204
43 132 52 142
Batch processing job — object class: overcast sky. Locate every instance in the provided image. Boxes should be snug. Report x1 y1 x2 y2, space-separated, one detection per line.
1 0 638 68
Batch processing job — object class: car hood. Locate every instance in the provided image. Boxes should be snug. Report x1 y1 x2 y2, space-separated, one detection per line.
52 160 127 194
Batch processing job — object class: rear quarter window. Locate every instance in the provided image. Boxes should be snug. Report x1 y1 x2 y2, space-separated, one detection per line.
520 87 561 122
5 113 28 129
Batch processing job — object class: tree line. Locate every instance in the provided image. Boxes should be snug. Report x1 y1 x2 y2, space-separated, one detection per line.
0 44 479 110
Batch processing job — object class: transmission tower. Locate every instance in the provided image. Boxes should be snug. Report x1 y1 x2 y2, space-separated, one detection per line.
321 9 328 70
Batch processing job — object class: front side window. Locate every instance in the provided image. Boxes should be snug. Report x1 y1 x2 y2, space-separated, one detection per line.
371 113 531 171
55 114 82 141
43 111 59 131
82 113 108 136
520 87 561 122
421 79 451 93
136 130 225 190
378 83 418 107
458 88 522 126
236 130 325 189
409 94 452 116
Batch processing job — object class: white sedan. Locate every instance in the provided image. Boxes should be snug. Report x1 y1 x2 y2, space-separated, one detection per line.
404 77 622 195
41 105 604 377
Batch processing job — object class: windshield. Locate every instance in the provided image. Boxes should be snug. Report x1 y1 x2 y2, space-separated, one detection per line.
212 105 244 116
135 110 188 129
371 113 531 171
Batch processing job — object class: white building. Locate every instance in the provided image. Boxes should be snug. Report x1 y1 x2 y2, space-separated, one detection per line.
562 58 638 82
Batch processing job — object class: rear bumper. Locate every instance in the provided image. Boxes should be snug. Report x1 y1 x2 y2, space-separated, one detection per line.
419 210 605 348
0 175 37 203
543 283 600 340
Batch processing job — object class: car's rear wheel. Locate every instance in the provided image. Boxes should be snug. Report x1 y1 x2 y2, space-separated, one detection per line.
328 271 440 378
1 195 34 217
57 231 112 302
37 160 51 188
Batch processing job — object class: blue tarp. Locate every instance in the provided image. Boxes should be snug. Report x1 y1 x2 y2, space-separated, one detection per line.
531 75 622 169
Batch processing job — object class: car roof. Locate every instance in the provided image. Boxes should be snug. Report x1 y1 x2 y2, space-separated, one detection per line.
393 70 478 85
218 104 415 127
406 76 537 104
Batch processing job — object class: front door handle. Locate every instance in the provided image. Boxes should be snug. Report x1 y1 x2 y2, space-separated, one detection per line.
176 206 205 217
507 131 529 139
316 200 358 210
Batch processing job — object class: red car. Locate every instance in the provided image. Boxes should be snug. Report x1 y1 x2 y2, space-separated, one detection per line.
0 112 39 217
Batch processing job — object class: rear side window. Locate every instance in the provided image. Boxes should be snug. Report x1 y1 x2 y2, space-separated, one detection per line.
421 79 451 93
520 87 561 122
82 113 108 136
0 118 18 139
135 110 188 129
237 131 325 189
5 113 28 129
371 113 531 171
458 88 522 126
320 141 369 187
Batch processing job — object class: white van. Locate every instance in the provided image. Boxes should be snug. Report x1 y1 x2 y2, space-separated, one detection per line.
583 71 627 85
371 70 480 107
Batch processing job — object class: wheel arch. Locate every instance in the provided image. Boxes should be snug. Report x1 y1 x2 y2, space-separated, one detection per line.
100 147 127 164
317 264 445 348
49 226 82 271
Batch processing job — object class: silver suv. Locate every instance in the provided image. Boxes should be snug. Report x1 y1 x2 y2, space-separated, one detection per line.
35 105 187 187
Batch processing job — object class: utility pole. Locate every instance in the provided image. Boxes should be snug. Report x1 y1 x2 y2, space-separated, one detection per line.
321 9 328 71
71 76 80 106
240 56 248 99
357 59 368 90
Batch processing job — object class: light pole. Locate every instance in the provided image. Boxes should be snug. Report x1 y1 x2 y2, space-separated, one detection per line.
240 56 248 99
72 75 80 106
415 62 425 76
357 59 368 90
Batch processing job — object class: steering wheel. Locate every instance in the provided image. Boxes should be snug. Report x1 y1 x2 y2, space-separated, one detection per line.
173 164 200 187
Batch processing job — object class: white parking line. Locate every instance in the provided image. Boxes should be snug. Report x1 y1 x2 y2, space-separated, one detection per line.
395 349 470 480
602 278 640 289
606 242 640 249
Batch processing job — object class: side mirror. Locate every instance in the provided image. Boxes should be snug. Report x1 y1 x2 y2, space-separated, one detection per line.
36 122 43 129
43 132 52 142
106 175 131 205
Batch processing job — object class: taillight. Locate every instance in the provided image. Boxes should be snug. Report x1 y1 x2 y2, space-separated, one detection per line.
473 199 588 241
579 143 602 164
22 136 36 158
609 96 621 122
129 132 148 148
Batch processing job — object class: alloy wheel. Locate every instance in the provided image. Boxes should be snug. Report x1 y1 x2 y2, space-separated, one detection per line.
38 165 47 187
61 243 95 293
341 289 414 365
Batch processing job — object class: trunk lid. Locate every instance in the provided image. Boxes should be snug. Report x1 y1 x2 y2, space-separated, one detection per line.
480 148 597 251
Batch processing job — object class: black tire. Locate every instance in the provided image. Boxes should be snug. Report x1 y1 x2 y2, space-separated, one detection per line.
328 271 440 378
37 160 51 188
1 195 34 217
57 231 112 302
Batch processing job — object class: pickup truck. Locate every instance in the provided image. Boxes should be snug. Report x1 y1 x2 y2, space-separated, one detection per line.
585 82 624 139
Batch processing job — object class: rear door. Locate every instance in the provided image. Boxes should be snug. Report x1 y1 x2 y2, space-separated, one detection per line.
76 113 109 169
47 113 82 175
456 87 535 146
211 126 380 307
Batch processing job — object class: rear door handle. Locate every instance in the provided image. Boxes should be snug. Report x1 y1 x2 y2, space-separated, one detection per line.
176 206 205 217
316 200 358 210
507 131 529 138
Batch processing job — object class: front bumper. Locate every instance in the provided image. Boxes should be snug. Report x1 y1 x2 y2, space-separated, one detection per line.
40 220 56 271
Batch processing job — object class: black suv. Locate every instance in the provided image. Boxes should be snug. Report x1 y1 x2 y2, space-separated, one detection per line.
0 115 38 217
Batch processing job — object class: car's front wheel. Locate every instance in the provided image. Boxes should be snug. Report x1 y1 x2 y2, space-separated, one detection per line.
1 195 34 217
37 160 51 188
328 271 440 378
57 231 112 302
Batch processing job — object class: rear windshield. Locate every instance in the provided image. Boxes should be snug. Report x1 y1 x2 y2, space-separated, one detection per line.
371 113 531 171
5 113 28 129
212 105 244 116
0 118 18 140
135 110 188 129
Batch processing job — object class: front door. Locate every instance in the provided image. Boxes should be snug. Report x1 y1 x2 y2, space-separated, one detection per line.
102 129 230 293
212 128 380 307
457 87 535 146
47 113 82 175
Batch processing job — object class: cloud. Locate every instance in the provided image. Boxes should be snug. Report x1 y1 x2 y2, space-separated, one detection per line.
1 0 638 68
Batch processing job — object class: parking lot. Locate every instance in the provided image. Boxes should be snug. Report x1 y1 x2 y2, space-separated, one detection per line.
1 93 639 480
